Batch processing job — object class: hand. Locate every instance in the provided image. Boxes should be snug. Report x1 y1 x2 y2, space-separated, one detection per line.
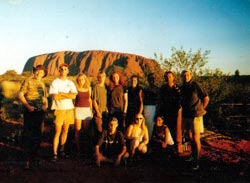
115 156 121 166
27 105 36 112
123 112 127 118
162 142 167 148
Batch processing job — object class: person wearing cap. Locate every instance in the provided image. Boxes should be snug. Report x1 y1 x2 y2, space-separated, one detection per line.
18 64 48 168
158 71 182 154
95 117 128 167
49 63 78 161
180 69 209 170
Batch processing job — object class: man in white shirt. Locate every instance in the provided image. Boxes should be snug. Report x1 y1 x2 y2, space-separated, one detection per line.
49 63 77 161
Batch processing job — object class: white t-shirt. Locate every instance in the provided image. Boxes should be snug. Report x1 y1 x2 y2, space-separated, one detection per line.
49 78 77 110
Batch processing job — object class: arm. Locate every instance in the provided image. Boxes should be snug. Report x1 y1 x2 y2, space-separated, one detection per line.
18 91 36 112
163 126 170 148
88 87 93 114
125 125 133 140
176 107 182 145
203 96 209 109
123 92 128 114
138 89 143 114
115 145 127 166
51 92 77 100
141 128 149 145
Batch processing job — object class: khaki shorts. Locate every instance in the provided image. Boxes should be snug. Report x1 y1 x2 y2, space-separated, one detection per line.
54 109 74 126
182 116 204 134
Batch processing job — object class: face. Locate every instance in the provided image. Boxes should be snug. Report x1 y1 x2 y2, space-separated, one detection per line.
59 66 69 76
34 70 45 79
165 72 174 83
182 71 192 83
97 73 106 83
108 120 118 133
148 76 155 84
77 75 86 86
112 73 120 84
155 116 164 127
131 77 138 88
135 114 144 125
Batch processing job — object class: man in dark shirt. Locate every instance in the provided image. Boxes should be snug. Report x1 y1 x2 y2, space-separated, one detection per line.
95 117 128 167
159 71 182 153
181 69 209 170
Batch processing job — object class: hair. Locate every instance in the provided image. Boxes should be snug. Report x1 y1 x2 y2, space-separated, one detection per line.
154 114 165 123
109 71 127 90
98 71 106 77
164 71 176 84
130 74 138 80
134 113 147 131
76 73 90 89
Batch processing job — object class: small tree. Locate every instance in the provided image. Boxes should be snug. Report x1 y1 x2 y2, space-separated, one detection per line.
154 47 211 77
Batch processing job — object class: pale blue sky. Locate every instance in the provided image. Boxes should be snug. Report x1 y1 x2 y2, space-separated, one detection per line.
1 0 250 75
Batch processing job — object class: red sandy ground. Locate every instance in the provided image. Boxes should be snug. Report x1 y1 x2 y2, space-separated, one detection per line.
0 120 249 183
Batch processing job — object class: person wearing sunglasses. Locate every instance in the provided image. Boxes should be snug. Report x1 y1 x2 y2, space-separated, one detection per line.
49 63 78 161
125 113 149 162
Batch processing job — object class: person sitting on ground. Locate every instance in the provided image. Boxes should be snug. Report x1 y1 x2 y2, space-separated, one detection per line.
125 113 149 161
95 117 128 167
150 115 174 161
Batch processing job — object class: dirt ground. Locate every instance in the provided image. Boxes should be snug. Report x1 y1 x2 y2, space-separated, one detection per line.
0 120 249 183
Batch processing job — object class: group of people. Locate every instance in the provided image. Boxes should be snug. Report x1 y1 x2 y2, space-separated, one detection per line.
18 63 209 170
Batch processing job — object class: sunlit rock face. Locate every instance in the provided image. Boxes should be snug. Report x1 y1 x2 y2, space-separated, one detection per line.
22 50 162 78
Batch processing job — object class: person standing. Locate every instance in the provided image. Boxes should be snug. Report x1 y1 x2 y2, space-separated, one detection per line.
92 71 108 136
143 73 160 138
108 71 128 133
159 71 182 154
74 73 93 158
126 75 143 127
49 63 77 161
180 69 209 170
18 65 48 168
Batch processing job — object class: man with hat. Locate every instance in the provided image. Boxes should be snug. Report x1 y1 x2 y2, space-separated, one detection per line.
180 69 209 170
18 64 48 169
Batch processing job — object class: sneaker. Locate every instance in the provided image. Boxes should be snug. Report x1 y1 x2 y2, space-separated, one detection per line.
24 160 30 169
51 154 57 162
192 162 199 170
59 151 69 159
185 155 194 162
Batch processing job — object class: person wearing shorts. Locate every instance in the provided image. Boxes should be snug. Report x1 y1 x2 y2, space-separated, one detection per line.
180 69 209 170
49 63 77 161
74 73 93 158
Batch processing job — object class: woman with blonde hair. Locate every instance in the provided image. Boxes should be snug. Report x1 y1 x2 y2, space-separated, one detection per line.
74 73 93 158
125 113 149 160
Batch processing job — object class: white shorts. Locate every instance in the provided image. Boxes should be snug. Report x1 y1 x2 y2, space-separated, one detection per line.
74 107 92 120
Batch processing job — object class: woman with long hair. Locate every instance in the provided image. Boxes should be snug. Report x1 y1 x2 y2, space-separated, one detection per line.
74 73 93 158
108 71 128 132
125 113 149 160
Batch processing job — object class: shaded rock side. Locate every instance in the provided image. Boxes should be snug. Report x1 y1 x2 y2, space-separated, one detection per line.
22 50 162 78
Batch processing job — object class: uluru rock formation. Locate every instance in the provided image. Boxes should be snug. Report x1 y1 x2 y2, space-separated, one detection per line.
22 50 163 78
